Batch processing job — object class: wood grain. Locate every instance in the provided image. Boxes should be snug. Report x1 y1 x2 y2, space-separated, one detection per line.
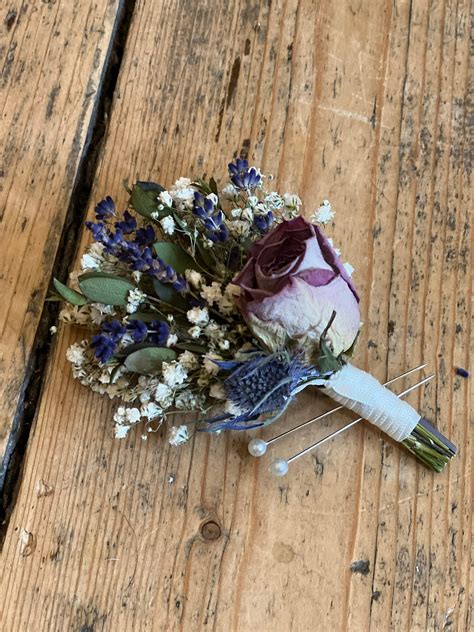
0 0 471 630
0 0 122 461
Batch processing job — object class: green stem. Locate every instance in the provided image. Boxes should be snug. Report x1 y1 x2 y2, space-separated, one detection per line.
401 418 457 473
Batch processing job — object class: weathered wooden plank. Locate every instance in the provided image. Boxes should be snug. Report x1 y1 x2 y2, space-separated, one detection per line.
0 1 123 464
0 1 471 630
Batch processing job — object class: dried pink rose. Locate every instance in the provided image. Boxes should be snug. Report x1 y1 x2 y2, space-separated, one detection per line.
233 217 360 357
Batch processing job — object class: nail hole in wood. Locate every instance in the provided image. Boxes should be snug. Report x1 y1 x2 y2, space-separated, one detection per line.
200 519 222 541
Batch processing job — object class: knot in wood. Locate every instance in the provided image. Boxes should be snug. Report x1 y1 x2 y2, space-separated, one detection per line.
200 519 222 541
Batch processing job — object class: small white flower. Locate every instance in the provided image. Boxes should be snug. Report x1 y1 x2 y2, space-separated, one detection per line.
242 207 254 222
162 361 188 388
132 270 142 283
343 262 355 277
200 282 222 306
178 351 199 370
113 406 141 438
203 321 220 335
125 407 141 424
206 193 218 205
225 283 242 298
228 219 251 237
168 425 189 447
218 339 230 351
187 307 209 326
126 288 146 314
59 304 90 325
209 383 226 399
203 356 220 376
139 391 151 404
221 183 238 199
247 195 259 207
50 325 57 335
170 177 195 209
159 190 173 207
188 326 202 339
264 192 284 209
311 199 335 225
225 400 243 416
166 333 178 347
185 269 203 289
175 390 198 410
160 215 175 235
66 343 86 365
140 402 163 420
154 382 173 406
283 193 302 208
91 303 115 315
81 253 100 270
114 424 130 439
217 293 235 314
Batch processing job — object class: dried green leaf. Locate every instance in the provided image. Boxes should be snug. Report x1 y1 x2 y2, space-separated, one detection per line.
153 241 195 274
53 278 88 306
78 272 135 305
130 181 164 219
124 346 177 374
152 279 189 310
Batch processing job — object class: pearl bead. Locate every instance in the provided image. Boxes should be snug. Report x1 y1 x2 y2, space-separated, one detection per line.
248 438 267 457
269 458 289 477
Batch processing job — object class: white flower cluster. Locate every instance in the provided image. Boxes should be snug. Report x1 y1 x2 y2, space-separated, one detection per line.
311 199 335 225
59 303 117 327
126 288 146 314
169 177 195 211
66 342 132 400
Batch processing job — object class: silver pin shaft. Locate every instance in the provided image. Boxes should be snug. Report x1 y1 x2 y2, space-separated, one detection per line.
267 364 426 447
286 373 434 464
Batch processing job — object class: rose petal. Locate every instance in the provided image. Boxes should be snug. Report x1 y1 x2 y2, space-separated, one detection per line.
247 275 360 356
249 217 312 257
298 268 336 287
314 226 359 301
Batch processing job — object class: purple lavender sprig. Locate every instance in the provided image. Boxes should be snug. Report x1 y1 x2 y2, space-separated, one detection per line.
228 158 262 190
86 198 188 293
192 192 228 242
91 318 170 363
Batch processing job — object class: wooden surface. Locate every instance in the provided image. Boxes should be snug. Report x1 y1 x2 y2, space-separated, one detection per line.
0 0 122 462
0 1 472 630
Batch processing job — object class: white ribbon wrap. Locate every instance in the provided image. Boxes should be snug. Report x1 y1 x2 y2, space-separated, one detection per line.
323 364 420 442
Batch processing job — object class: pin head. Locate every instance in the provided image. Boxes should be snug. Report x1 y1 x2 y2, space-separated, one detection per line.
248 438 267 457
269 458 289 477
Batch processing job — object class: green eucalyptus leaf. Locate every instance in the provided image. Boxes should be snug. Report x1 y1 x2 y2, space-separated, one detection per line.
115 342 163 358
53 278 88 306
195 238 217 271
152 279 189 310
131 310 161 323
110 363 123 384
124 346 177 375
78 272 135 305
130 181 164 219
153 241 195 274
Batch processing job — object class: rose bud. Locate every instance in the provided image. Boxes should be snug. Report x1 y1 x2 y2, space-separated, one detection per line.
233 217 361 358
